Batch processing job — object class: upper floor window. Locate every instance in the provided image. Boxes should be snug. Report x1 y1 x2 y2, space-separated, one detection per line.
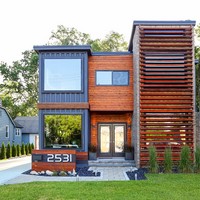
6 125 9 138
16 128 20 136
96 71 129 86
44 59 82 91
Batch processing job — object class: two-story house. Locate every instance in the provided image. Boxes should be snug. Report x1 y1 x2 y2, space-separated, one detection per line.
33 20 196 168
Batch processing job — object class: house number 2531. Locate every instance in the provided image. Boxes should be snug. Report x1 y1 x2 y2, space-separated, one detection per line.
47 154 72 162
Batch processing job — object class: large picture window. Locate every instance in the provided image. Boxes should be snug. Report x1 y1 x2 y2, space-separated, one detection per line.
96 71 129 86
44 115 82 149
44 59 82 91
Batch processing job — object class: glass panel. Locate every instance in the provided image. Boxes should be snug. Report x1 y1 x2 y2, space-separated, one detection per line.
114 126 124 153
100 126 110 153
113 71 129 85
44 115 82 148
44 59 81 91
96 71 112 85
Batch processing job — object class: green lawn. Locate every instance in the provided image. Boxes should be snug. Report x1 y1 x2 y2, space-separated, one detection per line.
0 174 200 200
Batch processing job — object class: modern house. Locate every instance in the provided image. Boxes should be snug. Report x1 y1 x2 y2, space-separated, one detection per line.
14 116 39 149
0 100 23 147
33 20 196 169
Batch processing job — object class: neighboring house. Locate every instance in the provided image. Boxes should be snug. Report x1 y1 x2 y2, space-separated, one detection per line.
14 116 39 149
0 100 23 147
34 20 196 167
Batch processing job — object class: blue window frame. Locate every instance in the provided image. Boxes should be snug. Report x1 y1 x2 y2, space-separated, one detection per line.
44 59 82 91
96 71 129 86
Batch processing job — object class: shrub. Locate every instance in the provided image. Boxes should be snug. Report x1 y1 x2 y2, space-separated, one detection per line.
6 142 12 159
148 145 158 173
16 144 21 157
25 144 29 155
179 145 191 173
28 143 32 154
88 144 97 152
31 143 35 150
12 144 16 157
164 147 172 173
195 146 200 173
21 143 25 155
1 142 6 159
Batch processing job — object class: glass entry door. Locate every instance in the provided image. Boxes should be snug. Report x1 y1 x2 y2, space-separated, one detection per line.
98 124 125 157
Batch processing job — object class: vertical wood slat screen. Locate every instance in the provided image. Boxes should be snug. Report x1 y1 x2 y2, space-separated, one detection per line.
139 26 194 166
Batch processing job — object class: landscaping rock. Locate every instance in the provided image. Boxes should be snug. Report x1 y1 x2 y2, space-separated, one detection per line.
126 168 147 180
30 170 38 175
46 170 54 176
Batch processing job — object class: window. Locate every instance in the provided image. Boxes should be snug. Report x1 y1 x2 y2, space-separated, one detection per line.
16 128 20 136
6 125 9 138
44 115 82 149
96 71 129 86
44 59 82 91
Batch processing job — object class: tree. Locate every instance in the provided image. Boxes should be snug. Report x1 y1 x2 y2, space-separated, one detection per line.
195 24 200 111
48 26 128 52
12 144 16 157
21 143 25 155
6 142 12 159
1 26 127 118
0 50 38 118
1 142 6 159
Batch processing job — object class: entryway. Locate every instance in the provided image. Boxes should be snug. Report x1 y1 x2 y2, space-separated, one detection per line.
98 123 126 157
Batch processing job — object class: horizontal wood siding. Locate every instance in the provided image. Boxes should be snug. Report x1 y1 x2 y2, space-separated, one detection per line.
90 112 132 147
89 55 133 111
139 26 194 166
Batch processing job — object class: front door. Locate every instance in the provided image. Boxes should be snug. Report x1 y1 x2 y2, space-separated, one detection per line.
98 124 126 157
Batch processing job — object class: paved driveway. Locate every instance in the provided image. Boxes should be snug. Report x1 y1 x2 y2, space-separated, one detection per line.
0 156 31 185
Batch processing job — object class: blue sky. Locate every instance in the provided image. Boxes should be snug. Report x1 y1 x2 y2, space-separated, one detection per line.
0 0 199 64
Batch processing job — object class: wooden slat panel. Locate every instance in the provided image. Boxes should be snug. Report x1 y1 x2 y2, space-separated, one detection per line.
138 25 194 167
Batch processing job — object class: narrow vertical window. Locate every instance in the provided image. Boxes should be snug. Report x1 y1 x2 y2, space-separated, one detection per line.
6 125 9 138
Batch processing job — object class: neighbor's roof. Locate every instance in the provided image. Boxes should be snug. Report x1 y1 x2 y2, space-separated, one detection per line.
14 116 38 134
128 20 196 52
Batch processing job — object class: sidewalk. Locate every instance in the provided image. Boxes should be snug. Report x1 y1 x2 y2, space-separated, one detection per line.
4 166 136 184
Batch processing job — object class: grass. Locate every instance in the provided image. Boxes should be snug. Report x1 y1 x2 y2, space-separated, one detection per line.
0 174 200 200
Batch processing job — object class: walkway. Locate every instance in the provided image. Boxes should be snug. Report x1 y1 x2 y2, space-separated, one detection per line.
4 166 137 184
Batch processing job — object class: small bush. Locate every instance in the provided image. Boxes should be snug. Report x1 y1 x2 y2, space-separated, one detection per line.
164 147 172 173
12 144 16 157
16 144 21 157
25 144 29 155
179 145 191 173
21 143 25 155
6 142 12 159
31 143 35 150
1 142 6 159
148 145 158 173
28 143 32 154
195 146 200 173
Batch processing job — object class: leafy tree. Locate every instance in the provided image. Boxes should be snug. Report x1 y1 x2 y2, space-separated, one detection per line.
48 26 128 52
1 26 127 117
25 144 29 155
164 147 172 173
31 143 34 150
6 142 12 158
148 145 158 173
28 143 32 154
0 50 38 118
195 24 200 111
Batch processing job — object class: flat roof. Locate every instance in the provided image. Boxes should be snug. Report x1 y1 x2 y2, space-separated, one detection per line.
128 20 196 52
33 45 92 55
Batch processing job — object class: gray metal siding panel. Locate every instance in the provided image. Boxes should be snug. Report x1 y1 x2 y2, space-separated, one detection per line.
22 134 29 144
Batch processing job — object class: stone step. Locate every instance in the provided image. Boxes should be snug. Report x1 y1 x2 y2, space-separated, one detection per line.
88 158 136 167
